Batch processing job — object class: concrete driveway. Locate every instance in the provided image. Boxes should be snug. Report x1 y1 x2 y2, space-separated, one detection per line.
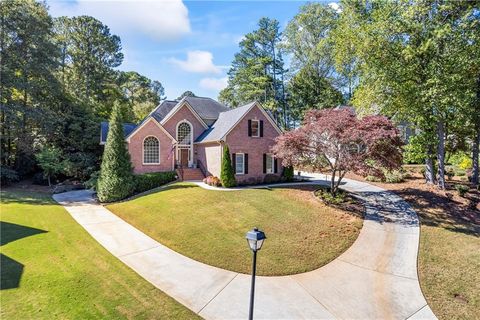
53 174 436 319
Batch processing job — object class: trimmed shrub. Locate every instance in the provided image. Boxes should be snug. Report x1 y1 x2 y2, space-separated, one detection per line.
263 174 281 184
365 175 382 182
384 169 405 183
97 102 135 202
315 187 347 205
282 166 294 182
459 158 473 170
455 184 469 197
1 167 19 186
454 168 466 177
203 175 222 187
220 144 236 188
135 171 176 193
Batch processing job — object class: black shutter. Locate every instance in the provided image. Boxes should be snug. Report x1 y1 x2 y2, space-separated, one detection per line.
274 158 278 173
263 154 266 174
245 154 248 174
260 120 264 137
248 120 252 137
232 153 236 174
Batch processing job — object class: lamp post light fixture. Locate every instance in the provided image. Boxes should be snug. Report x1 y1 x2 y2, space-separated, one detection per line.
246 227 266 320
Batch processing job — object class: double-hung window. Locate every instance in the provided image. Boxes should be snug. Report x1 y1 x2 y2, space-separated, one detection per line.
251 120 260 137
235 153 245 174
265 154 274 173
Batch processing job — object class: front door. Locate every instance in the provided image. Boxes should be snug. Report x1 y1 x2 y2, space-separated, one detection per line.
180 149 189 167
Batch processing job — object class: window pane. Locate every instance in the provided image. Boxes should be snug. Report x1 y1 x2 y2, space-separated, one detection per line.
236 154 244 174
266 154 273 173
144 137 159 163
177 122 192 145
251 120 259 136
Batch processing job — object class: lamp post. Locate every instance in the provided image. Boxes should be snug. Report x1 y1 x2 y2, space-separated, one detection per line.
246 227 266 320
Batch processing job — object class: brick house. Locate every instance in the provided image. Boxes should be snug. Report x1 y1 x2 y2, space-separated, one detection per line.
100 96 283 183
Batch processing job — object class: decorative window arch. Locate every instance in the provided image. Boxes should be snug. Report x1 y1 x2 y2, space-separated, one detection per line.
143 136 160 164
177 121 192 145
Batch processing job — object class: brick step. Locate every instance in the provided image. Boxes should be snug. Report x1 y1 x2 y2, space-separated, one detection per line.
177 168 205 181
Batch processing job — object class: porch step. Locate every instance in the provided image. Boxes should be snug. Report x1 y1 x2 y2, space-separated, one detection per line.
177 168 205 181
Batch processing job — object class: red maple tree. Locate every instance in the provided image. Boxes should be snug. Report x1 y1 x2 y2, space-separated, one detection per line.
272 109 403 195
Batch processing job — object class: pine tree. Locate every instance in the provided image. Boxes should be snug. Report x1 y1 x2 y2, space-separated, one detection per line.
97 102 135 202
220 144 236 188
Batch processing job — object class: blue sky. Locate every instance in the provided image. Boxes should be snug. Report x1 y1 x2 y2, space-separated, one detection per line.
48 1 334 100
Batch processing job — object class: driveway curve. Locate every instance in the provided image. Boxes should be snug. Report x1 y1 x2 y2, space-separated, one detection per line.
53 173 436 319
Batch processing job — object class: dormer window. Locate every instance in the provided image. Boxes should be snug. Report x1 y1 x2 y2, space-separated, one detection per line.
248 119 263 137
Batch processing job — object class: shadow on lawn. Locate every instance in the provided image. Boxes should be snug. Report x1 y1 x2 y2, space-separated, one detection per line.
0 222 47 290
1 221 48 246
1 191 53 205
0 254 24 290
392 187 479 237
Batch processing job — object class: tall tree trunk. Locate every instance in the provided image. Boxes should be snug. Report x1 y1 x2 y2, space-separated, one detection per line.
425 144 436 184
330 168 337 196
437 120 446 189
472 126 479 186
472 74 480 186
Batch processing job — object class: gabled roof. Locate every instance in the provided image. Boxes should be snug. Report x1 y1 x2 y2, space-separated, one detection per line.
150 96 229 124
151 100 178 122
195 101 282 143
125 117 176 142
183 96 229 119
100 122 136 145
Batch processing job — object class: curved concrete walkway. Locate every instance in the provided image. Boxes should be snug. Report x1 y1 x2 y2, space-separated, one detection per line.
53 173 436 319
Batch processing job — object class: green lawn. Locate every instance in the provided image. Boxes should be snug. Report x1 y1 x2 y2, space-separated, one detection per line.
0 190 199 319
419 225 480 319
107 183 362 276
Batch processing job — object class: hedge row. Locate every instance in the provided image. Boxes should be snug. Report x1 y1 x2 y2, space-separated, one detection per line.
134 171 177 194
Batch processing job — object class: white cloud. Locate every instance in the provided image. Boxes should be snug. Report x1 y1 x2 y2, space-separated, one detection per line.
48 0 191 41
328 2 342 13
199 76 228 91
170 50 224 74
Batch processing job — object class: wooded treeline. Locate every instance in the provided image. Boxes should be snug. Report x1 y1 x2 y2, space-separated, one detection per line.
0 0 164 182
220 1 480 187
1 0 479 189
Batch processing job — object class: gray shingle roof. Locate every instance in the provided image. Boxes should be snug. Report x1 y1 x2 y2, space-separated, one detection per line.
183 96 229 119
195 102 256 142
151 100 178 122
100 122 137 144
150 97 229 124
99 98 270 145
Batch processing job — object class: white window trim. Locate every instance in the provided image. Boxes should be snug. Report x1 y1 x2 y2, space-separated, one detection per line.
176 120 193 146
142 135 161 165
251 119 260 137
266 154 274 174
235 153 245 175
176 120 193 166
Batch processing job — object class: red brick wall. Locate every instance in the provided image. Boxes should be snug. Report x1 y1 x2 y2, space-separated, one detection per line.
162 104 206 143
127 119 175 174
225 105 282 184
162 104 207 164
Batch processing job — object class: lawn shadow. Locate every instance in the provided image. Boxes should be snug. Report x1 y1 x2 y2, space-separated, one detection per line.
389 188 479 237
1 191 53 205
1 221 48 246
0 254 24 290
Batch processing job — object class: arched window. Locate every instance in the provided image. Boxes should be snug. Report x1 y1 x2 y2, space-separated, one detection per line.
177 122 192 145
143 136 159 164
